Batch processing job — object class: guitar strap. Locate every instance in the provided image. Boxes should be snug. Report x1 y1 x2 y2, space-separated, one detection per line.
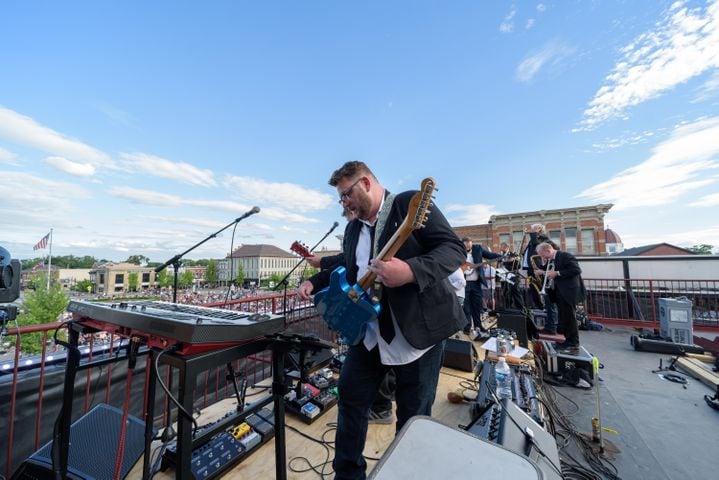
371 192 397 344
368 192 395 301
373 192 396 260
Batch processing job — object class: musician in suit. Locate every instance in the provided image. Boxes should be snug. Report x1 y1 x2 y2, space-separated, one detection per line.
297 161 465 480
535 242 586 350
461 237 502 336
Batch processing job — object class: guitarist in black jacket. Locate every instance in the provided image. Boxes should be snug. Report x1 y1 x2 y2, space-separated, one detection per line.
297 161 465 480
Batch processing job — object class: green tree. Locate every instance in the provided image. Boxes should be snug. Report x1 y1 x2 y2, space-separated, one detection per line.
205 260 218 287
128 272 138 292
156 269 171 288
179 270 194 289
234 264 245 287
74 279 93 292
16 274 69 354
688 244 714 255
126 255 149 265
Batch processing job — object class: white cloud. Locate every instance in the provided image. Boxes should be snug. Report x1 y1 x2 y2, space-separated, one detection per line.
107 186 319 223
620 224 719 250
578 116 719 210
445 203 500 226
590 128 659 151
516 41 576 83
223 175 335 212
120 152 216 187
0 171 92 239
577 0 719 130
689 192 719 206
0 105 113 167
500 6 517 33
526 19 536 30
693 70 719 102
0 146 19 165
44 156 96 177
537 4 546 13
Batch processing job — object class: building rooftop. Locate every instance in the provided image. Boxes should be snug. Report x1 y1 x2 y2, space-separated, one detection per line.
228 244 294 258
615 242 695 256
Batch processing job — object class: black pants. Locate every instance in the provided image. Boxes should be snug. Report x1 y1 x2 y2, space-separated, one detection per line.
557 297 580 346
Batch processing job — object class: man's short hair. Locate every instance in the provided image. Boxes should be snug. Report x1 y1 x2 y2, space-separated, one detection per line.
531 223 546 233
329 161 375 186
461 237 472 243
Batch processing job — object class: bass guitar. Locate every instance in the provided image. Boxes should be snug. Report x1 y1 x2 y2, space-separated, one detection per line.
313 178 435 345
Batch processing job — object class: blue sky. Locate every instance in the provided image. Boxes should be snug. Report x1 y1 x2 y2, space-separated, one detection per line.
1 0 718 262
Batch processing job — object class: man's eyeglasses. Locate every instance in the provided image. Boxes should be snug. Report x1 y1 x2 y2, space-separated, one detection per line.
338 178 363 205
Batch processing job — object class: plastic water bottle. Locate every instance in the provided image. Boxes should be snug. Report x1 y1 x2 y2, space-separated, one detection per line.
495 357 512 400
496 334 508 357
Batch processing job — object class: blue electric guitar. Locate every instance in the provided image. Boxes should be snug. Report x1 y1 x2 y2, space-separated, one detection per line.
313 178 436 345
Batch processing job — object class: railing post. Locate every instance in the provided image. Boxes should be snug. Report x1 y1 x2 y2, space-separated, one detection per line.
649 280 656 324
623 260 634 319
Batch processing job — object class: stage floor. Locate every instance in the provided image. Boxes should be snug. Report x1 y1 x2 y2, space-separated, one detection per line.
132 325 719 479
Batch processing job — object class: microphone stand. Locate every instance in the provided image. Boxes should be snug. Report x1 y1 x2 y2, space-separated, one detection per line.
155 214 256 303
273 222 339 309
153 212 258 446
273 222 339 400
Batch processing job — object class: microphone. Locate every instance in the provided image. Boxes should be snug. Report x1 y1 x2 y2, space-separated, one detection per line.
235 206 260 222
327 221 340 234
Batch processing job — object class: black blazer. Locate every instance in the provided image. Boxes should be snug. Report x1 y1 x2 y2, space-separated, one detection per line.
309 190 466 349
467 244 502 286
551 250 586 305
523 232 558 276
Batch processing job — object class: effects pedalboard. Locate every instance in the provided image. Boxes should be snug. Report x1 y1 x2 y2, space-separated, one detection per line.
284 367 338 424
162 407 275 480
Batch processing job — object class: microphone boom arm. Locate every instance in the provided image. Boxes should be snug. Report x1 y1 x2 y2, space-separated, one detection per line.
154 207 260 302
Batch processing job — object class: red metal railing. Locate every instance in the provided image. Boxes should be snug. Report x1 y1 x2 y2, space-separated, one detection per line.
583 278 719 331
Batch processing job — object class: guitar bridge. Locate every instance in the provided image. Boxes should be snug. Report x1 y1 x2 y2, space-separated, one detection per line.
348 290 360 302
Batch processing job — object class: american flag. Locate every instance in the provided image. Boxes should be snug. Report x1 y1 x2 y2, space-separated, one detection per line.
32 260 45 270
33 232 50 251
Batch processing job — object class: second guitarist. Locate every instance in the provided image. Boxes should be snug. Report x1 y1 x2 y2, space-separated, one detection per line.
297 161 465 480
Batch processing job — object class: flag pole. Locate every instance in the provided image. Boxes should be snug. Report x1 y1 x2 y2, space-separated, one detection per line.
47 228 53 290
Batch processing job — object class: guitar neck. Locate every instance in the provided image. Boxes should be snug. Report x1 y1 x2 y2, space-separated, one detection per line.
357 219 412 291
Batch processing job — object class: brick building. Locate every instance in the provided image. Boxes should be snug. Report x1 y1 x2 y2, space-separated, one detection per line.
454 203 614 256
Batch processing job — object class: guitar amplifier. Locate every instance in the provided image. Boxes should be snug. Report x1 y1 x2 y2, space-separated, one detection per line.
465 399 561 480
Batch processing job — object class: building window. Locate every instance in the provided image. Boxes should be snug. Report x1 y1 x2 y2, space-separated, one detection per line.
99 273 105 284
115 273 124 284
564 228 577 254
142 272 150 283
581 229 595 255
512 231 523 251
549 230 561 247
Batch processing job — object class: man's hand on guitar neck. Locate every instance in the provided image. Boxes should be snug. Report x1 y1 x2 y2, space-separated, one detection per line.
369 258 415 288
297 280 314 300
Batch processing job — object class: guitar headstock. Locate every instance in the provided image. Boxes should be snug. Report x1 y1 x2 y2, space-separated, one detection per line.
290 241 312 258
408 177 436 230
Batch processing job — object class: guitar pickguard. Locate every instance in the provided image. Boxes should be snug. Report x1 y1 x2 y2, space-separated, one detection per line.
313 266 380 346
